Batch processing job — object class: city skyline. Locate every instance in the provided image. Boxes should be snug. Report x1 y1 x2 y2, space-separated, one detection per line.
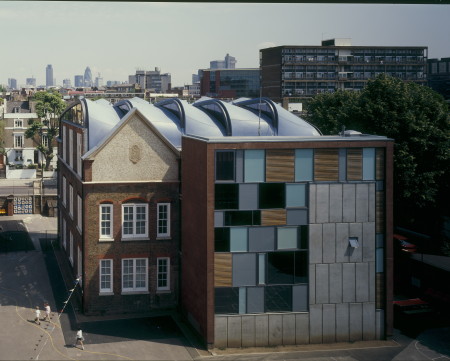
1 2 449 88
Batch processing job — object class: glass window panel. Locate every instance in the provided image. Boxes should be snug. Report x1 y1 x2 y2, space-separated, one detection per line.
215 184 239 210
215 228 230 252
216 151 235 181
258 253 266 285
363 148 376 180
123 206 133 235
244 150 265 182
286 183 306 208
277 227 298 249
267 252 294 284
259 183 285 209
215 287 239 314
295 149 313 181
230 227 247 252
224 210 261 226
294 251 308 283
265 285 292 312
299 225 309 249
135 206 146 235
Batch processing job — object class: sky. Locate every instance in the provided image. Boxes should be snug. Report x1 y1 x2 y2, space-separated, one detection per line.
1 1 449 88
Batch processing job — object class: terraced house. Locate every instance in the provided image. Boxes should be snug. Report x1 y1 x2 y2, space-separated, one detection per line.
57 96 393 349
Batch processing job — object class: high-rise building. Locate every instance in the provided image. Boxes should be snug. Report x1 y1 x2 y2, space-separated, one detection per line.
46 64 54 87
428 57 450 100
8 78 17 90
74 75 84 87
131 68 171 93
84 66 93 87
95 74 103 88
63 79 72 88
199 68 260 98
210 53 237 69
26 77 36 87
260 38 428 102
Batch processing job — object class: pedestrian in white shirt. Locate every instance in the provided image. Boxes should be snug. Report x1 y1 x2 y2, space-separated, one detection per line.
34 306 41 325
75 328 85 350
44 302 51 322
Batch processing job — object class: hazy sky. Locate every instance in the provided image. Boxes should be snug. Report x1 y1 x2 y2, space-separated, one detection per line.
1 2 449 88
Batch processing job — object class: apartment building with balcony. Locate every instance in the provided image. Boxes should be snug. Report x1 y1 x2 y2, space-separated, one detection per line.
260 38 427 102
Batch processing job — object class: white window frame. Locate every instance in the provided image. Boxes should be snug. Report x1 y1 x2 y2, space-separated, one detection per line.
69 128 73 168
69 184 73 218
14 134 24 148
99 259 113 294
121 258 148 293
121 204 148 240
77 195 82 233
14 119 23 128
157 257 170 291
157 203 171 238
42 133 49 148
99 204 114 241
62 176 67 206
69 232 73 265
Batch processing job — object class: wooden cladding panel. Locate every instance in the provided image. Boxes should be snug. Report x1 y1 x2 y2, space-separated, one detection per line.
376 273 385 309
376 148 385 180
376 191 385 233
261 209 286 226
215 253 232 287
347 148 362 180
266 149 295 182
314 149 339 181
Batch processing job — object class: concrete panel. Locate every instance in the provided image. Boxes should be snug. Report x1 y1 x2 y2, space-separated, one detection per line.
316 264 329 304
369 261 376 302
363 222 376 262
286 209 308 225
343 184 356 222
309 304 323 344
329 263 343 303
368 183 376 222
329 184 343 222
349 223 363 262
309 265 316 304
227 316 242 348
355 263 369 302
349 303 363 342
309 184 316 224
309 224 323 264
376 309 385 340
239 183 258 210
214 316 228 348
343 263 356 303
255 314 269 346
316 184 330 223
336 303 350 342
295 313 310 344
322 223 336 263
241 315 256 347
336 223 350 263
363 302 376 340
293 284 309 312
233 253 257 286
214 211 224 227
249 227 275 252
282 314 296 345
355 183 369 223
268 314 283 346
323 304 336 343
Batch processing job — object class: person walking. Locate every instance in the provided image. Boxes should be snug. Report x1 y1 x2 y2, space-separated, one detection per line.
34 306 41 325
44 302 51 322
74 328 85 350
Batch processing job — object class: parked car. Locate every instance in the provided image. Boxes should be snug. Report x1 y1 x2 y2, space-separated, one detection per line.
393 298 435 334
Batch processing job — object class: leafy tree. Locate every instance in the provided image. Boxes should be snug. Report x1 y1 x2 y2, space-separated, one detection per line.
25 90 66 170
305 75 450 237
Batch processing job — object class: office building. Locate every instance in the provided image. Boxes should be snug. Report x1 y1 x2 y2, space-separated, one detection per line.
199 68 260 98
210 53 237 69
26 77 37 87
46 65 54 87
63 79 72 88
74 75 84 88
260 38 427 102
130 68 171 93
8 78 17 90
84 67 93 88
428 57 450 100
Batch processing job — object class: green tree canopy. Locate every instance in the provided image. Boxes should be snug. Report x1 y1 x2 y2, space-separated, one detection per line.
25 90 67 170
305 75 450 234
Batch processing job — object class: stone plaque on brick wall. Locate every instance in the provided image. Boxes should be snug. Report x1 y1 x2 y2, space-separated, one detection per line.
129 144 141 164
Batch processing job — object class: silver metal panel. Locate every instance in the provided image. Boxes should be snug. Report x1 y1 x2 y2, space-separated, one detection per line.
363 302 376 340
247 287 265 313
309 224 323 264
336 303 350 342
323 304 336 343
363 222 376 262
316 184 330 223
309 304 323 344
322 223 336 263
368 183 376 222
282 314 296 345
227 316 242 348
349 223 363 262
235 150 244 183
356 183 369 223
329 263 343 303
369 261 376 302
293 284 309 311
214 316 228 348
309 184 316 224
336 223 350 263
309 264 316 304
268 314 283 346
376 309 385 340
315 264 329 304
232 254 257 286
355 263 369 302
329 184 343 222
286 209 308 225
343 184 356 222
255 314 269 346
239 183 258 210
248 227 275 252
214 211 224 227
295 313 310 344
349 303 363 342
241 315 256 347
339 148 347 181
343 263 356 303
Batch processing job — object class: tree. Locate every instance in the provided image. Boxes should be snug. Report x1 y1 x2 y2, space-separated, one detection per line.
25 90 66 170
305 75 450 237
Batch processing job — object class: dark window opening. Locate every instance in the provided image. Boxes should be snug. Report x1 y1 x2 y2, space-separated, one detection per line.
224 210 261 226
215 228 230 252
265 286 292 312
215 287 239 314
216 151 235 181
215 184 239 210
259 183 285 209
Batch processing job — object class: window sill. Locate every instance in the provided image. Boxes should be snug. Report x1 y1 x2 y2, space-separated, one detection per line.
121 237 150 242
99 292 114 296
121 291 149 295
156 289 171 293
156 236 171 240
99 238 114 242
